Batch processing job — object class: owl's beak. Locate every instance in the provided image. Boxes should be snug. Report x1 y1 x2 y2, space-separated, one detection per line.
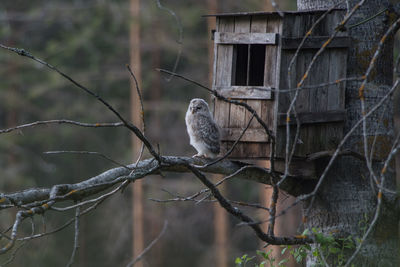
191 106 199 114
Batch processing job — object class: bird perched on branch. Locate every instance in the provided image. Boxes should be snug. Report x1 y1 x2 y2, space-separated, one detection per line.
185 98 220 158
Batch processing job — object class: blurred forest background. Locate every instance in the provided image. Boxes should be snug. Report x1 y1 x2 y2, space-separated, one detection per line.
0 1 297 266
0 1 398 267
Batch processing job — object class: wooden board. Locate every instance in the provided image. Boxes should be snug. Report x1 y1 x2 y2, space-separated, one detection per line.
215 32 278 44
282 36 350 49
216 86 272 99
229 16 250 129
246 16 268 130
220 128 270 142
221 142 271 158
214 17 234 129
277 110 346 126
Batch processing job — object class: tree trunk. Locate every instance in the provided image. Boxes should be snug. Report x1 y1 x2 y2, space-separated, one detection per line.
297 0 399 266
129 0 144 266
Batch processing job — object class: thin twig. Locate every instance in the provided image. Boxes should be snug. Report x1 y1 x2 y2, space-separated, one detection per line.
51 180 130 212
0 241 27 267
0 120 123 135
44 150 132 171
126 220 168 267
155 0 182 82
66 206 80 267
269 0 284 17
126 65 146 167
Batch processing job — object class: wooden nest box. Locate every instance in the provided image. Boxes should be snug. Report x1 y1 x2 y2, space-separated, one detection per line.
209 9 349 173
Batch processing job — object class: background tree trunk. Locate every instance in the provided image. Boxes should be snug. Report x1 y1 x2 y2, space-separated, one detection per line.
130 0 144 266
297 0 399 266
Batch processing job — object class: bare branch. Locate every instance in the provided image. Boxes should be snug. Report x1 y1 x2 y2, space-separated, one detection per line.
187 165 313 245
0 120 123 135
44 150 133 171
126 65 146 166
155 0 183 82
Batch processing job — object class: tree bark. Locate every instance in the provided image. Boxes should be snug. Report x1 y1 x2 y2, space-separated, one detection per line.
297 0 399 266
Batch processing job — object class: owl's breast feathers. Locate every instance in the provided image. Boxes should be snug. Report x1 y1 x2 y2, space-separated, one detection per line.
193 114 220 154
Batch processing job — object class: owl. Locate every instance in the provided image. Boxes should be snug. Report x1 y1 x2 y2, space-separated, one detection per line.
185 98 220 158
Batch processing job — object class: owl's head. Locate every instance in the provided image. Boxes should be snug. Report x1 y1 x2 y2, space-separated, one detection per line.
189 98 210 114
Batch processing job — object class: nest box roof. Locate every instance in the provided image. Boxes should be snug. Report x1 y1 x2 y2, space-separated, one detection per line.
203 8 345 17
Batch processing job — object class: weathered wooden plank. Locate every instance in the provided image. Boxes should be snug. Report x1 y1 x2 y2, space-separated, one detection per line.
291 14 309 113
276 51 291 157
308 33 330 154
277 14 311 157
214 99 230 128
246 16 268 130
294 51 311 112
281 36 351 50
327 49 346 110
261 100 274 130
265 17 280 89
229 16 250 128
216 86 273 99
309 55 329 111
323 11 347 151
221 142 270 158
265 16 282 156
251 15 267 32
215 32 278 44
310 12 324 36
292 15 311 157
277 53 292 112
326 10 347 37
215 17 235 87
220 128 270 142
277 110 346 126
214 17 234 128
234 16 251 34
325 48 347 150
247 100 263 128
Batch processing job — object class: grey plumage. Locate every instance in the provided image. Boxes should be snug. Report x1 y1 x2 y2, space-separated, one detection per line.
185 98 220 158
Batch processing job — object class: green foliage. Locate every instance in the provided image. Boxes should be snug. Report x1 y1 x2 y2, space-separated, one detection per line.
235 249 288 267
235 254 255 267
235 227 358 267
256 250 288 267
309 228 356 267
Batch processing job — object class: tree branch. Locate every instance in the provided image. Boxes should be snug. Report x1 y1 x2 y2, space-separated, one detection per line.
0 156 307 212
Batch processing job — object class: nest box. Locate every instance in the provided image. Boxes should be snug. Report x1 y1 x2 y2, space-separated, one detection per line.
210 9 350 168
